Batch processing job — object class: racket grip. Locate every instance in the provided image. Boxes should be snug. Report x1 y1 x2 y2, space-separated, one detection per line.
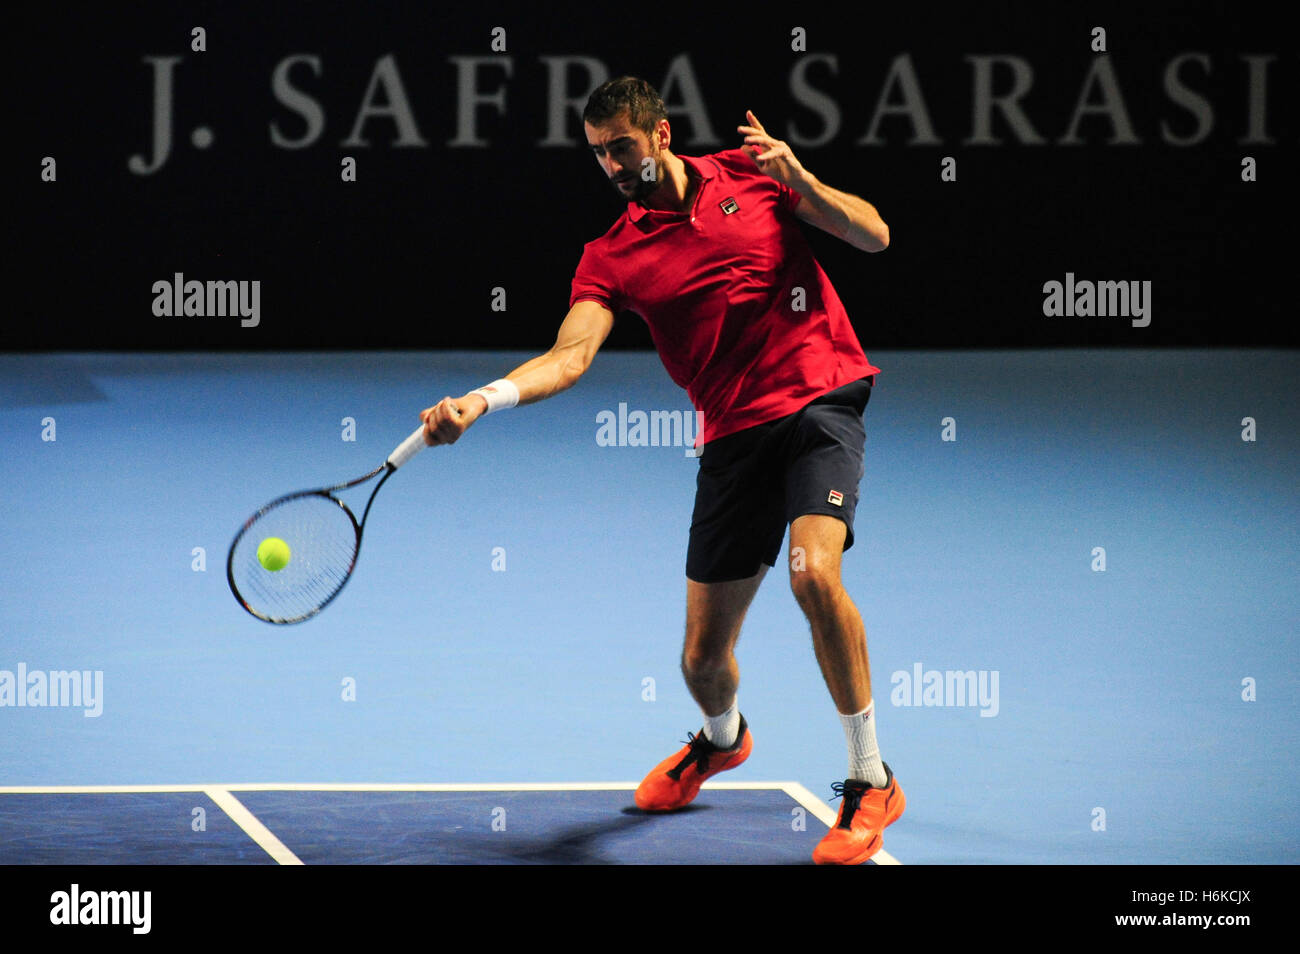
387 424 429 470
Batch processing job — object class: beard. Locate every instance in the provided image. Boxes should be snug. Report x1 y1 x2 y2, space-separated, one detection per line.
613 143 665 202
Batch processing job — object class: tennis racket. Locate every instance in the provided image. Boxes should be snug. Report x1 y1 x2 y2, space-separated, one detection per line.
226 421 437 624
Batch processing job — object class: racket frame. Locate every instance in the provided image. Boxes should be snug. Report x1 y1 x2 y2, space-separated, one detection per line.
227 422 430 624
226 462 396 624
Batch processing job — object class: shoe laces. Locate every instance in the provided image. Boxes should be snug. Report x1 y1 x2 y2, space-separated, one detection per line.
666 730 715 780
830 780 868 830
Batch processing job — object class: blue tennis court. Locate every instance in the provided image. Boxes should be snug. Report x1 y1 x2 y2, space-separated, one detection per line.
0 349 1296 864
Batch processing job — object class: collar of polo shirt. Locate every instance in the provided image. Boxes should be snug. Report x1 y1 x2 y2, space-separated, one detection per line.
626 154 715 223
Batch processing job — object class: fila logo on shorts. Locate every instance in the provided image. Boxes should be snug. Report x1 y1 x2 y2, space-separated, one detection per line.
827 490 844 507
720 197 739 214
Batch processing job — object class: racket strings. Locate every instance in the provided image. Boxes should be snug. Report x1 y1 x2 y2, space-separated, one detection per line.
229 493 360 622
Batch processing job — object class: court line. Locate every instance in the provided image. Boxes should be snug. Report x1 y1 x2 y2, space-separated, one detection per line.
202 787 303 866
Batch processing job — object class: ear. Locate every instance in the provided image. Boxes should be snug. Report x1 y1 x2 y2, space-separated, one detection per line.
656 118 671 150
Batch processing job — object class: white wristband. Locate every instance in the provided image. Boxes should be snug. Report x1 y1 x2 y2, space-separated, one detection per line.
470 378 520 414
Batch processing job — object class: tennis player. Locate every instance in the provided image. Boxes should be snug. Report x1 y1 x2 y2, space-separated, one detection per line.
420 76 900 865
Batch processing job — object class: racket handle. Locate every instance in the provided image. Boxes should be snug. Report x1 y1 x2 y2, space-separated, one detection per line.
387 424 429 470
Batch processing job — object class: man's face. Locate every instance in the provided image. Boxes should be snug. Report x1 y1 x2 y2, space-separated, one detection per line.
585 112 666 203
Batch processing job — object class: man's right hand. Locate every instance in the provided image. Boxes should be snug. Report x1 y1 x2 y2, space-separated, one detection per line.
420 394 487 446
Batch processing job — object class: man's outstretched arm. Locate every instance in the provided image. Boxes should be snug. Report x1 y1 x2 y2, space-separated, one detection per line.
738 109 889 253
420 299 615 445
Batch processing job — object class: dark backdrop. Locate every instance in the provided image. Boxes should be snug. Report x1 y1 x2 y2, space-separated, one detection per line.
13 1 1296 351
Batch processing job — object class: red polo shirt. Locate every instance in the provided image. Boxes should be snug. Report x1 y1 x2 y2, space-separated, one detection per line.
569 147 880 445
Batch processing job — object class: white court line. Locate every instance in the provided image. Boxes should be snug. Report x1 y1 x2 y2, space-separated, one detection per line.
202 788 303 866
0 781 802 794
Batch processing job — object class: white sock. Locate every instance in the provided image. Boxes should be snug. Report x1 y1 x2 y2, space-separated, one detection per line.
840 701 887 788
703 699 740 749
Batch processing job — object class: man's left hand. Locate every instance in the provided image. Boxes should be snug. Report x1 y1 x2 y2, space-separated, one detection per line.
738 110 810 190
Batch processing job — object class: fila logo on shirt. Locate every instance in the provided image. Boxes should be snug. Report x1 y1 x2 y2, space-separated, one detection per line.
719 197 739 214
827 490 844 507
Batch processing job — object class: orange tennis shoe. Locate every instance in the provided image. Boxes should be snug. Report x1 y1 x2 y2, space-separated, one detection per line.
812 764 905 865
634 715 752 811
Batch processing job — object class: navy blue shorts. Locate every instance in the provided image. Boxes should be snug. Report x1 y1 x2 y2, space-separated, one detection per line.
686 376 873 583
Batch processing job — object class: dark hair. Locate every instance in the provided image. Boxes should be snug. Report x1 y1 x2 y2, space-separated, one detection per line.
582 76 667 139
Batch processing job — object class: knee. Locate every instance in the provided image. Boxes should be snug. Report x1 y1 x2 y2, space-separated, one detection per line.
789 563 841 613
681 639 731 676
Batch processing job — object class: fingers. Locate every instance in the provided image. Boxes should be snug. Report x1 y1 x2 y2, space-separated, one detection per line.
738 110 766 135
738 126 788 164
742 139 785 163
420 396 467 446
739 110 783 169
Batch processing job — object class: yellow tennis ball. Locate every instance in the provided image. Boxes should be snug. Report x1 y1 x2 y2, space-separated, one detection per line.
257 537 291 572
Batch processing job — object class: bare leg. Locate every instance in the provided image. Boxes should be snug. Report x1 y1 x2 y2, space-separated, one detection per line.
788 514 871 712
681 566 768 716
